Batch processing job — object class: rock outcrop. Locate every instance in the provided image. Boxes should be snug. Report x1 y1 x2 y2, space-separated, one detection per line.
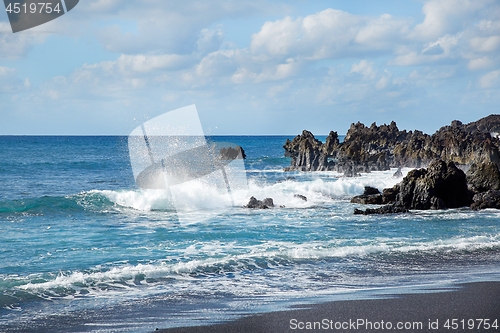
466 162 500 193
350 185 400 205
470 190 500 210
466 161 500 210
283 130 334 171
284 115 500 175
244 197 274 209
353 160 473 214
396 160 472 210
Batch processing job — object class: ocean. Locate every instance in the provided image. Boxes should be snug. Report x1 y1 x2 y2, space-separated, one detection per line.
1 135 500 332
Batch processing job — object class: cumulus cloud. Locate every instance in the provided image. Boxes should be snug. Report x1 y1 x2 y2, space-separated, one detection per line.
250 9 411 60
410 0 493 40
2 0 500 134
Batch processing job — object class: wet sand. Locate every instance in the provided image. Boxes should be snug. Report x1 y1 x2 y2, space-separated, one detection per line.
157 281 500 333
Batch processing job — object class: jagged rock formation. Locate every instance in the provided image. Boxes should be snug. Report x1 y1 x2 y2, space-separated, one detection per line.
353 160 472 214
284 115 500 175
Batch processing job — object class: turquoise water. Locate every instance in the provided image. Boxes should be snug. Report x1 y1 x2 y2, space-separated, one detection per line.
1 136 500 332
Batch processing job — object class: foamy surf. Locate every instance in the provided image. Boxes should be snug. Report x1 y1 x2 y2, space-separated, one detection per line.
92 168 411 212
13 231 500 299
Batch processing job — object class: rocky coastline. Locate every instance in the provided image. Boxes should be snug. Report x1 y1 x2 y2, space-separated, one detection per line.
352 159 500 214
283 115 500 174
282 115 500 213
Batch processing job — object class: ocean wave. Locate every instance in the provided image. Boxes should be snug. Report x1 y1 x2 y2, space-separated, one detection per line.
5 231 499 305
0 168 413 216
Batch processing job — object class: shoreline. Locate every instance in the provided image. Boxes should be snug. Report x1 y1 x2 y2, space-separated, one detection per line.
157 281 500 333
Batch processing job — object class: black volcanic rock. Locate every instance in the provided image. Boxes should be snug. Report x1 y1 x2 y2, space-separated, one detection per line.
470 190 500 210
354 204 408 215
293 194 307 201
461 115 500 134
466 162 500 193
397 160 471 210
350 186 382 204
245 197 274 209
284 130 333 171
284 115 500 175
352 160 472 214
382 185 400 204
363 186 380 195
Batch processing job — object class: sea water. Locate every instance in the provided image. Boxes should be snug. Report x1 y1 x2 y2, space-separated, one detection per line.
1 136 500 332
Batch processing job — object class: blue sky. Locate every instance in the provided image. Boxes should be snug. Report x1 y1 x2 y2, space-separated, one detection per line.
0 0 499 135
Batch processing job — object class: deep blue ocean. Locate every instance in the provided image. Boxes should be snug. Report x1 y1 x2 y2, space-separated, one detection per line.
1 136 500 332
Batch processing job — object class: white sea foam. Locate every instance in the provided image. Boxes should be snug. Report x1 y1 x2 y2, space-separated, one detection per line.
97 189 174 211
95 168 410 212
17 231 500 296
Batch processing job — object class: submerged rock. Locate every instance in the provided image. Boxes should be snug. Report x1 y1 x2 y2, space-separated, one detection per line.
245 196 274 209
354 204 409 215
293 194 307 201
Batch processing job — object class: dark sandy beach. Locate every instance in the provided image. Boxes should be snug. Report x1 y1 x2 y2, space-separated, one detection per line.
157 281 500 333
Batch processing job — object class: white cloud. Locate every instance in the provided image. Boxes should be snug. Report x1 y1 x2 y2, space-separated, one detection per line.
197 28 224 54
250 9 411 60
91 0 269 55
354 14 410 49
2 0 500 135
0 66 26 93
469 35 500 52
0 23 47 60
391 33 461 66
351 60 376 79
116 54 194 74
467 56 495 70
376 70 392 90
479 70 500 88
410 0 492 40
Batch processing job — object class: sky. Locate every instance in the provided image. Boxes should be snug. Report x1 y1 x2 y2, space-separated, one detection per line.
0 0 499 135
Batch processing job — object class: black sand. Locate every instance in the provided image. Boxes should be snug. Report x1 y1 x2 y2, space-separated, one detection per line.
157 281 500 333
